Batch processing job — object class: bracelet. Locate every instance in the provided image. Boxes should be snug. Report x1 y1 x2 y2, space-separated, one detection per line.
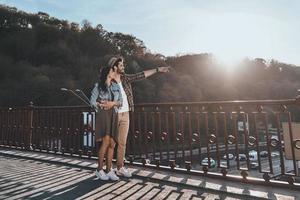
156 67 159 73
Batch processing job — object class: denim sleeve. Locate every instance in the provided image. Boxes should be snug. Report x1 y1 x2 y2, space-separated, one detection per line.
90 84 99 110
111 83 123 108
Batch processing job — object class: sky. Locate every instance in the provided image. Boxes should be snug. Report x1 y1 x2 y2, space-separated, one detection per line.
1 0 300 66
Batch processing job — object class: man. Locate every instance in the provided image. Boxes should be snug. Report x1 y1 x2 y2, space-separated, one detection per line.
100 56 170 177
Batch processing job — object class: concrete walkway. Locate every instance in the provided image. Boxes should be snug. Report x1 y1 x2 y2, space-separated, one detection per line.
0 148 299 200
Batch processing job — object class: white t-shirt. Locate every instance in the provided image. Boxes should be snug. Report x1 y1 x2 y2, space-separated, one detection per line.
117 82 129 113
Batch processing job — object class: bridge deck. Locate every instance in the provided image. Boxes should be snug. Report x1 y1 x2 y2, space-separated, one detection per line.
0 148 298 200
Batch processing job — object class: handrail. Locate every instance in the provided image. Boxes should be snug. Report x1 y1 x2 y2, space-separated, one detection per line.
135 98 298 107
1 97 300 188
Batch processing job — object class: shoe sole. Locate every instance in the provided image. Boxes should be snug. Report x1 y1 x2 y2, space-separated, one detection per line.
109 178 119 181
96 173 109 181
116 172 132 178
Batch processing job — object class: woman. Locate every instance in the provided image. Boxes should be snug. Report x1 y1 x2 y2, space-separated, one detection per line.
90 62 122 181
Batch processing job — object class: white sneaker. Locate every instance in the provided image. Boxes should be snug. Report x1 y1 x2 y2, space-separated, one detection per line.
116 167 132 178
106 170 119 181
95 169 109 180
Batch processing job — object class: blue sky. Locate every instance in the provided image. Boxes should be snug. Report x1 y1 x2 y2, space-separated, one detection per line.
1 0 300 65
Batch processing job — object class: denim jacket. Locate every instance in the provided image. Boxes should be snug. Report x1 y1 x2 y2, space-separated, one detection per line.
90 82 123 112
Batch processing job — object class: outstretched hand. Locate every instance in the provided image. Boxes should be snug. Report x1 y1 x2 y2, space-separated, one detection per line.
158 66 171 73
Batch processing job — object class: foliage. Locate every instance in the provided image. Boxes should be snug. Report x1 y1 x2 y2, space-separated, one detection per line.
0 4 300 107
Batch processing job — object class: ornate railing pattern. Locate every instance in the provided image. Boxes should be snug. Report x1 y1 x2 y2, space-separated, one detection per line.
128 100 300 187
1 98 300 188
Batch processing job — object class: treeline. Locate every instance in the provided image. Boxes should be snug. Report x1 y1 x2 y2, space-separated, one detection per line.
0 4 300 107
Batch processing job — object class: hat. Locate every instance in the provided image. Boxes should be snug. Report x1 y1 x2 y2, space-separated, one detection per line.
108 57 118 68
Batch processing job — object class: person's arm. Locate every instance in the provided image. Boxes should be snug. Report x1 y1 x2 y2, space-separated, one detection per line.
115 86 123 108
127 66 171 83
144 66 170 78
126 71 146 83
90 84 99 110
99 84 123 110
99 100 121 110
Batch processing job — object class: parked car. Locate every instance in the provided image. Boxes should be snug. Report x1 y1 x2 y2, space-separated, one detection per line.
220 161 227 167
260 151 268 157
201 158 216 168
250 162 259 170
235 154 246 161
222 153 235 160
271 152 280 157
249 150 258 161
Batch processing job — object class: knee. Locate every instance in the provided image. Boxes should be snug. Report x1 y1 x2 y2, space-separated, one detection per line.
101 142 109 149
101 136 110 148
118 141 126 149
109 139 116 149
118 136 127 147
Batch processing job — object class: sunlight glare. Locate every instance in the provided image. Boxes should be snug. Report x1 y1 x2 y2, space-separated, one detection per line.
215 54 241 72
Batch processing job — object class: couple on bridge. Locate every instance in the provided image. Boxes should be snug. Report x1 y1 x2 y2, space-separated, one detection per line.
90 56 170 181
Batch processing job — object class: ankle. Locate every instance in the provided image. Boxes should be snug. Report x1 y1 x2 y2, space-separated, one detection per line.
117 166 122 170
97 167 103 171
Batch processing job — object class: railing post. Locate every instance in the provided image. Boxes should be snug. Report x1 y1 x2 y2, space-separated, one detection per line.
296 89 300 102
295 90 300 176
297 161 300 176
26 102 34 150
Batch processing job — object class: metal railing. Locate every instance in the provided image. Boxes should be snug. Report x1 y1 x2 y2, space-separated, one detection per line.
1 97 300 188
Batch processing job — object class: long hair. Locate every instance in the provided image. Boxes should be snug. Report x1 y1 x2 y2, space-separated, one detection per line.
97 56 122 92
98 66 111 92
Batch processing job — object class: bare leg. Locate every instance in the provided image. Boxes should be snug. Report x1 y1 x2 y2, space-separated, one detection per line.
106 138 116 172
97 135 110 171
